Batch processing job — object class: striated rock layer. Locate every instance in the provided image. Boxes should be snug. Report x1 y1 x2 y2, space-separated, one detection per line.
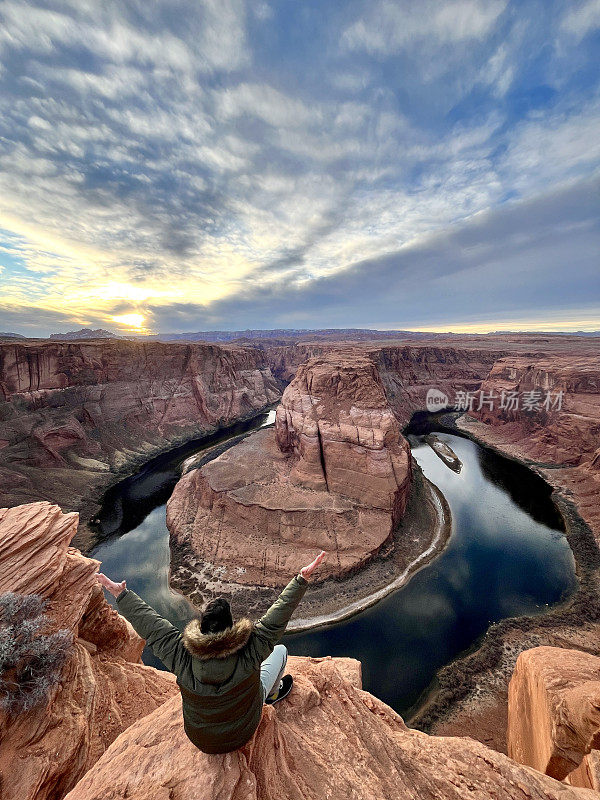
0 502 178 800
263 340 503 404
64 654 597 800
0 339 280 533
167 354 412 591
275 355 412 515
508 646 600 784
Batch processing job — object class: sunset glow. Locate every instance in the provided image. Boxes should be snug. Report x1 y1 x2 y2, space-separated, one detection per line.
111 314 146 331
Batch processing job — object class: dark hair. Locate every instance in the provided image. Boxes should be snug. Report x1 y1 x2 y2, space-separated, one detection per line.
200 598 233 634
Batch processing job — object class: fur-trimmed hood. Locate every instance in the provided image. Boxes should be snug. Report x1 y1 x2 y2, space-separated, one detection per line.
182 617 254 660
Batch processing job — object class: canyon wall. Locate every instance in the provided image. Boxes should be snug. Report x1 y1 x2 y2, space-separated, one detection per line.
415 343 600 751
167 353 412 597
461 352 600 546
262 340 504 394
0 502 178 800
375 344 505 424
0 340 281 529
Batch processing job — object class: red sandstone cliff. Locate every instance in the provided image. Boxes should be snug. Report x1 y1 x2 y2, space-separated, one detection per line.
508 646 600 791
0 502 178 800
166 353 412 595
0 340 281 528
64 654 597 800
275 354 412 517
375 344 505 423
262 339 504 394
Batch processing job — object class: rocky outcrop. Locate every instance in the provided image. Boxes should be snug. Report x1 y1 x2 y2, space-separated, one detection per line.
508 646 600 783
0 502 178 800
166 354 412 595
567 751 600 791
0 340 280 531
275 354 412 516
64 654 597 800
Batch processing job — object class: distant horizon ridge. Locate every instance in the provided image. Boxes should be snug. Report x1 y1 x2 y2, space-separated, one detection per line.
2 326 600 341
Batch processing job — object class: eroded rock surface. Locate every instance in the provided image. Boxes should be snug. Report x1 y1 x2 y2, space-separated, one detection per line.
0 340 280 533
0 502 178 800
275 355 411 512
64 654 597 800
566 751 600 791
508 646 600 781
167 354 412 590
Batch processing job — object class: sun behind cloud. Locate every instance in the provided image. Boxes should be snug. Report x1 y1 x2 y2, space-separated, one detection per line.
111 313 146 331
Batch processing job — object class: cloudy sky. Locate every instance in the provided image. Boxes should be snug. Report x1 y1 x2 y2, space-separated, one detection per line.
0 0 598 336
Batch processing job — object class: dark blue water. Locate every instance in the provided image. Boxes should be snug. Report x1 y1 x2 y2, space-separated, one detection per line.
90 425 576 717
286 433 576 714
91 411 277 639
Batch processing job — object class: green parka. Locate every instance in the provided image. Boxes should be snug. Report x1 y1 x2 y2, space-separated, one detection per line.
115 574 308 754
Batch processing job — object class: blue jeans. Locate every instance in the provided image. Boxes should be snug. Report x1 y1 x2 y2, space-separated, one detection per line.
259 644 288 702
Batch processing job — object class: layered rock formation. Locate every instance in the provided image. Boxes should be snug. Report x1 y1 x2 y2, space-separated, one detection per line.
263 340 503 394
374 344 505 424
64 654 597 800
275 355 412 516
508 646 600 786
167 354 412 593
0 502 178 800
0 340 280 532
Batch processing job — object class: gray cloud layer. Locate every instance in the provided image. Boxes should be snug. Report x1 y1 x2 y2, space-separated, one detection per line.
143 175 600 330
0 0 598 334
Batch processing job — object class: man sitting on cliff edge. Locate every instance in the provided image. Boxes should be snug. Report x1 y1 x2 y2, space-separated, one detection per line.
96 550 326 754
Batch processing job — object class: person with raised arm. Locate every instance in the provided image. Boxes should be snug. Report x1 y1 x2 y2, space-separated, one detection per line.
96 550 326 754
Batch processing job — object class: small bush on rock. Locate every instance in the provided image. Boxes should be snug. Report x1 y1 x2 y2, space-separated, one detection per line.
0 592 73 715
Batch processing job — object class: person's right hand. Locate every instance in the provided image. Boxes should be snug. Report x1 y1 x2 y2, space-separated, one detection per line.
96 572 127 598
300 551 326 581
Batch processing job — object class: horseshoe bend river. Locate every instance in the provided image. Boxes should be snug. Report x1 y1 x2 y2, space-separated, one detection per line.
89 412 577 719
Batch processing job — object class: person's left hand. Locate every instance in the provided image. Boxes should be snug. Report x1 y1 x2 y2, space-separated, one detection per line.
96 572 126 598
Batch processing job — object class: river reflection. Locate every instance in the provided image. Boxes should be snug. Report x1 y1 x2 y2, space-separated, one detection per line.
285 433 576 714
91 426 576 716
